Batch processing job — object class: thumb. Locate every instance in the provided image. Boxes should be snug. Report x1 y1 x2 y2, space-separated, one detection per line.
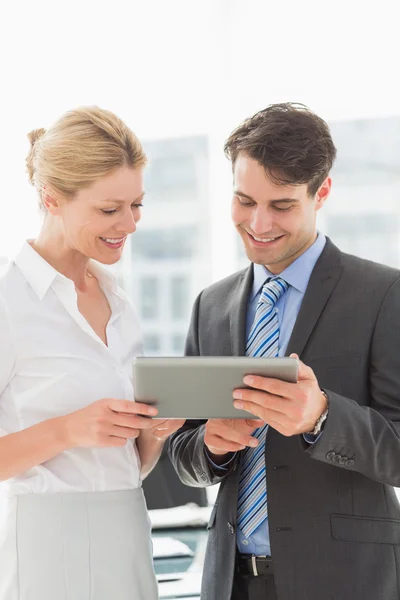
245 418 264 428
289 353 316 381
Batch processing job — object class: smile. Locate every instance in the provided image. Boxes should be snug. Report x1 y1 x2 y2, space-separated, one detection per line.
247 232 284 245
99 237 126 248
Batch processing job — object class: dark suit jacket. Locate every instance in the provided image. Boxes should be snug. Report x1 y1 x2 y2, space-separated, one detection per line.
169 238 400 600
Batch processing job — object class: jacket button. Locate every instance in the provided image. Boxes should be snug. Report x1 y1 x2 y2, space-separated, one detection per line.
339 457 348 465
333 454 342 463
227 522 235 534
346 459 355 467
326 451 335 460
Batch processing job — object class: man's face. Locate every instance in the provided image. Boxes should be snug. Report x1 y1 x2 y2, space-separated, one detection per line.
231 154 331 273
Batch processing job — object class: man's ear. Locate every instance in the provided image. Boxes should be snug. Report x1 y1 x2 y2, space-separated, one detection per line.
315 177 332 212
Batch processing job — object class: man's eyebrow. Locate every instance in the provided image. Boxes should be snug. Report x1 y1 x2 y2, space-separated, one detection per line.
234 190 254 201
101 192 145 204
233 190 299 203
270 198 299 203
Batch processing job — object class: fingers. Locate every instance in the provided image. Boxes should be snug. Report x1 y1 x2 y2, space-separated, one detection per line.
242 375 296 398
206 437 247 454
234 397 286 423
289 353 316 381
107 399 158 417
233 389 288 414
111 412 156 431
241 357 317 396
261 415 292 437
234 400 303 435
246 418 265 429
206 420 259 449
111 425 140 439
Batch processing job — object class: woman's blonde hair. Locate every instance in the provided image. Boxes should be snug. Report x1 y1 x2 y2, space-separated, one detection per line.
26 106 147 209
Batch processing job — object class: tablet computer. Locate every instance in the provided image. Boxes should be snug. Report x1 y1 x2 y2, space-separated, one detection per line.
132 356 298 419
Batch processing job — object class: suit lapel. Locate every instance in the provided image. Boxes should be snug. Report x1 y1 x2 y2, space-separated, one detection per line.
229 265 254 356
286 238 343 357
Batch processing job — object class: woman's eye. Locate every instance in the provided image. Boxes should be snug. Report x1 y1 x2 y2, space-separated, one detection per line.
101 203 143 215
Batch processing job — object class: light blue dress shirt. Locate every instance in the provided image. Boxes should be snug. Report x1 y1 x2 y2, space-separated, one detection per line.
236 232 326 555
205 233 326 555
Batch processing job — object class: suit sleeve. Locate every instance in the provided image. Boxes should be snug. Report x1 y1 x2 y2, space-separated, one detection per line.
168 292 239 487
308 276 400 487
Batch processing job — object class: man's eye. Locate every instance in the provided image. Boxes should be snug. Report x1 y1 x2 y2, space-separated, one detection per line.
101 209 117 215
274 205 292 211
235 197 254 207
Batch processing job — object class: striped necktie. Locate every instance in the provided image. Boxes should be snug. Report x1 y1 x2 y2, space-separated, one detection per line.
237 277 289 538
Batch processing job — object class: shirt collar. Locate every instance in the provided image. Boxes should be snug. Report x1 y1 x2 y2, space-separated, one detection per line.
250 232 326 301
14 241 118 300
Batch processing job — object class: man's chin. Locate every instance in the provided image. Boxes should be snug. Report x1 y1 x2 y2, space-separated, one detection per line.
244 246 278 265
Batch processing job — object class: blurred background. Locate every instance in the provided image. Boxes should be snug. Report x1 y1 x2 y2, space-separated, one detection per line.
0 1 399 597
1 0 399 357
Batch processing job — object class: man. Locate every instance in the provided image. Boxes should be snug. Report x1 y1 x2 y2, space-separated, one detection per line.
168 103 400 600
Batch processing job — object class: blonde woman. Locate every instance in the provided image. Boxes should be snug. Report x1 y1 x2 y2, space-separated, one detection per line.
0 107 184 600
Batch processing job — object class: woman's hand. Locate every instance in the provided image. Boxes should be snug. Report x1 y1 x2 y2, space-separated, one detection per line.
145 418 186 441
136 418 186 478
61 399 159 449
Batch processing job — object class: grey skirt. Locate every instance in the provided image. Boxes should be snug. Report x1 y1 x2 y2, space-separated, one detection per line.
0 489 158 600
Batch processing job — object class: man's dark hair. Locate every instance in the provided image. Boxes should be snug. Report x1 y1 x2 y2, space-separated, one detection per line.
224 102 337 196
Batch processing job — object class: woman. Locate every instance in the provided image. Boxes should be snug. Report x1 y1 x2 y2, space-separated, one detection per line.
0 106 185 599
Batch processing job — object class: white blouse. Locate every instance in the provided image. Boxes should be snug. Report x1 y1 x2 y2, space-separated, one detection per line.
0 241 143 497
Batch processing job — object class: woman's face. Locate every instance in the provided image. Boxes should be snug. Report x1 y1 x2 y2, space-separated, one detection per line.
51 166 144 264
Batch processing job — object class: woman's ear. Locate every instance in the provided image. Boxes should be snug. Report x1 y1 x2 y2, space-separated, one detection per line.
41 186 62 215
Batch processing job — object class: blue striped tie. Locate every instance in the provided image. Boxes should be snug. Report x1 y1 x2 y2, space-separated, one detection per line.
237 277 289 538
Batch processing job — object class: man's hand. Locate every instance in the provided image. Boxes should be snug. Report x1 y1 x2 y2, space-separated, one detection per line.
232 354 328 437
204 417 264 457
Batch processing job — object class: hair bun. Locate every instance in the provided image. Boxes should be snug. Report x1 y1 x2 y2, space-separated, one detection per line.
26 128 46 185
27 128 46 148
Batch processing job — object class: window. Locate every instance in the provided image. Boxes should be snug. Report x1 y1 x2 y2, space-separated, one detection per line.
326 214 399 267
326 116 400 267
170 276 189 320
143 334 160 354
172 334 185 353
145 155 196 194
141 278 159 319
132 227 198 260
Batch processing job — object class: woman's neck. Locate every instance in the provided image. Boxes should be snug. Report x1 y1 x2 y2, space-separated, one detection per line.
32 223 92 291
